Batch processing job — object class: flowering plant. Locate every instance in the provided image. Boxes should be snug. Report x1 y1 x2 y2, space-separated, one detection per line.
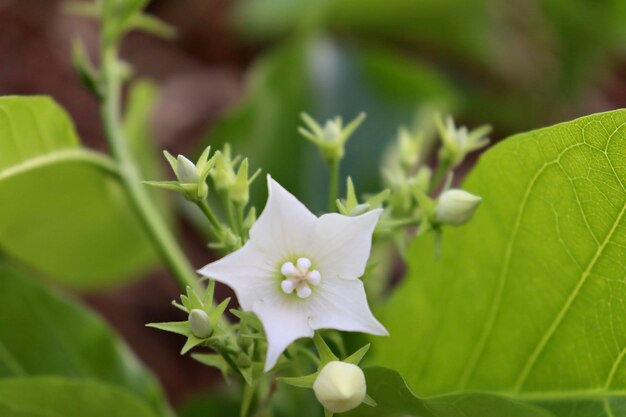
0 2 623 417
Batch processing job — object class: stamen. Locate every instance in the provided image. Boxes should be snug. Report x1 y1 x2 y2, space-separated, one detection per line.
296 285 312 299
280 257 321 299
308 270 321 285
297 257 311 271
281 262 297 276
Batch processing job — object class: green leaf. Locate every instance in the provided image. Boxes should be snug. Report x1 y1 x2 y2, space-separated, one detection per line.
0 96 156 289
373 110 626 416
0 377 158 417
344 367 553 417
204 36 455 211
0 260 168 416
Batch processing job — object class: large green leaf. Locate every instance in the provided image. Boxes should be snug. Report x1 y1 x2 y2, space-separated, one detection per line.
0 377 158 417
0 96 156 289
0 260 167 416
373 110 626 416
345 368 553 417
205 36 455 211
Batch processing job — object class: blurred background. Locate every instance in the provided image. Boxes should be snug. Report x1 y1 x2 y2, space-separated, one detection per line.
1 0 626 411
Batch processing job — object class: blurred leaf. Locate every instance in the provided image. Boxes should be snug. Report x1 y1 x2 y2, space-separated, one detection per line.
124 80 172 218
205 36 455 211
344 367 553 417
0 96 156 289
373 110 626 416
177 387 240 417
0 259 168 416
0 377 158 417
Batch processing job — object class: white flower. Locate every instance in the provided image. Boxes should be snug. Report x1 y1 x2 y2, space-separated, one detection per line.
313 361 366 413
199 176 388 371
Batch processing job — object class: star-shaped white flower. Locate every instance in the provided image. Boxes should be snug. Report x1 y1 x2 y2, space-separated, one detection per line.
199 176 388 371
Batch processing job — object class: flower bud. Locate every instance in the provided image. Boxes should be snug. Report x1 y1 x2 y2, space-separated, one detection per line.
188 309 213 338
236 352 252 369
313 361 366 413
176 155 200 184
210 152 236 191
435 189 482 226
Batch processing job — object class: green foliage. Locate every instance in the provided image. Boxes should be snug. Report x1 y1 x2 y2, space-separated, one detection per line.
373 110 626 416
0 377 159 417
0 260 167 416
344 367 553 417
0 96 156 289
205 36 454 211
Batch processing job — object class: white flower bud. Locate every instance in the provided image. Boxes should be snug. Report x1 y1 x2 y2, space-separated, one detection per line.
435 189 482 226
313 361 366 413
176 155 200 184
188 309 212 338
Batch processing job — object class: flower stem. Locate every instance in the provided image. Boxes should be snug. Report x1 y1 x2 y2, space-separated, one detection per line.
197 199 223 239
428 160 452 194
327 158 340 212
100 46 200 293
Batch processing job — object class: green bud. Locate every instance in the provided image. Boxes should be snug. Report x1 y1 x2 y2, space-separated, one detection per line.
231 158 250 205
237 333 253 349
188 309 213 338
435 189 482 226
299 112 366 163
210 151 236 191
236 352 252 369
313 361 366 414
436 115 491 168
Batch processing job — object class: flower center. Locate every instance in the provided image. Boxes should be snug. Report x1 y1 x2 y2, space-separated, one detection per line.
280 257 321 299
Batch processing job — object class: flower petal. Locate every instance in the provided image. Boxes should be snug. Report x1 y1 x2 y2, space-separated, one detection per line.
310 209 382 280
249 176 318 262
197 242 276 311
253 295 315 371
308 278 388 336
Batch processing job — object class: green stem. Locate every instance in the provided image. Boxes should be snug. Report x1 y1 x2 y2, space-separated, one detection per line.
327 158 340 212
428 160 451 194
197 199 223 239
100 46 200 293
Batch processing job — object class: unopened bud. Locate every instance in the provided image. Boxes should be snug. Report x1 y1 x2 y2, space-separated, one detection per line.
188 309 213 338
176 155 200 184
435 189 481 226
210 152 236 190
313 361 366 413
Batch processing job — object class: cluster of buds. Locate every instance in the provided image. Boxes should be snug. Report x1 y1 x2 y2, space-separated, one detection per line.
299 112 366 163
145 144 260 252
336 177 389 217
436 115 491 168
280 334 376 416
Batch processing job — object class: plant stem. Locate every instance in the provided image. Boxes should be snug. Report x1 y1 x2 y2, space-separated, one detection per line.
197 199 223 239
327 158 340 212
100 46 200 293
428 160 451 194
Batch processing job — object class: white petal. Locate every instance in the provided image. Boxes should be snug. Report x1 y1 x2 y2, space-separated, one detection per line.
308 278 388 336
297 257 311 271
253 296 314 371
249 176 317 262
308 270 321 285
197 242 276 311
281 280 295 294
310 209 382 280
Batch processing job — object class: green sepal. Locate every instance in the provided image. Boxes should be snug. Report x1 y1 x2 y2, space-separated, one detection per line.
192 353 232 382
344 344 370 366
70 37 100 97
314 333 338 365
278 372 318 389
181 334 204 355
230 309 264 332
145 321 189 337
363 394 377 407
